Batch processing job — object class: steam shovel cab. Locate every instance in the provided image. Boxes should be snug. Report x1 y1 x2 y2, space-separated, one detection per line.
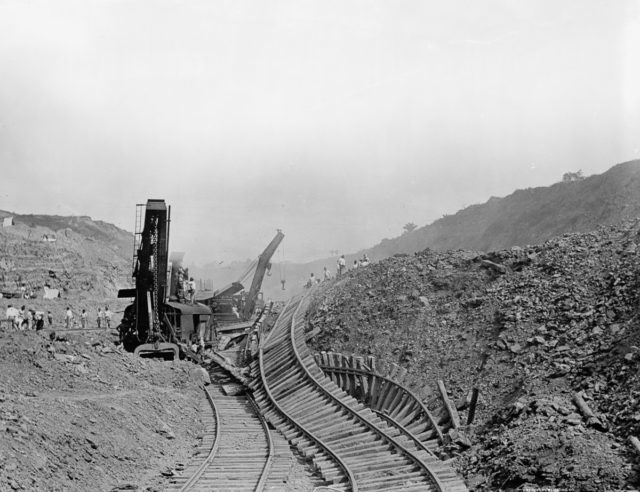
117 199 211 359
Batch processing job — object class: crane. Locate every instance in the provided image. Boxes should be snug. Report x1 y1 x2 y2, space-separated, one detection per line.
241 229 284 320
201 230 284 323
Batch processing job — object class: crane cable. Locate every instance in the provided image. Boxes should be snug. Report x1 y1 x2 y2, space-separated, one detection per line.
237 258 259 285
279 243 286 290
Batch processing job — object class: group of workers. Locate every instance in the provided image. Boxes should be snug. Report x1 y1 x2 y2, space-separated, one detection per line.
3 304 113 331
306 254 371 288
4 304 47 330
18 283 36 299
67 306 113 330
176 266 197 304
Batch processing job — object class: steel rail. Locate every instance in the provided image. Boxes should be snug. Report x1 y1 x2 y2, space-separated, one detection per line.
373 409 437 457
318 363 444 443
247 392 275 491
290 295 448 492
178 385 221 492
258 296 356 490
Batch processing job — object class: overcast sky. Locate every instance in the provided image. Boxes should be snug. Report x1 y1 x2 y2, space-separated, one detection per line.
1 0 639 264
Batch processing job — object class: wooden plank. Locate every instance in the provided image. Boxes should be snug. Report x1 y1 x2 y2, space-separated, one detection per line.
437 379 461 429
373 379 390 410
379 384 401 414
321 351 330 366
355 357 368 396
573 391 607 431
387 388 409 416
467 387 479 425
331 352 343 388
366 356 377 404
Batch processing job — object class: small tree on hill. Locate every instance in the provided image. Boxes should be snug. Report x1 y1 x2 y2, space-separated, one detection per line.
403 222 418 234
562 170 584 182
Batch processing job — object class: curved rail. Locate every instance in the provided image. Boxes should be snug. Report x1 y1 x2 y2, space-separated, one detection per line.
178 386 221 491
170 366 279 492
318 363 445 443
289 296 447 491
256 297 355 489
252 293 468 491
247 392 275 491
373 409 437 456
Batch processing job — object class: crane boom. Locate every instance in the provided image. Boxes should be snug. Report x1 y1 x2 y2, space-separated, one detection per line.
241 229 284 320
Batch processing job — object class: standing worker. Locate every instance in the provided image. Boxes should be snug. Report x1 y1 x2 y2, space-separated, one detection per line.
96 308 102 329
323 266 331 281
337 255 346 276
305 273 315 288
80 309 87 329
104 306 112 329
16 306 25 330
5 304 17 330
197 319 207 353
35 312 44 331
188 278 196 304
65 307 73 329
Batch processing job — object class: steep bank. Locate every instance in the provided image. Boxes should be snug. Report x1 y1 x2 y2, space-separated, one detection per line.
0 213 131 299
0 329 202 491
366 160 640 259
306 221 640 489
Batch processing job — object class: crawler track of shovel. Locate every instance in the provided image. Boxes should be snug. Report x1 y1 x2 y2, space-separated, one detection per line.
250 295 468 492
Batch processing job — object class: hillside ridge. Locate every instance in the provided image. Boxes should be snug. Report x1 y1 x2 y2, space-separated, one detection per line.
365 159 640 259
194 160 640 300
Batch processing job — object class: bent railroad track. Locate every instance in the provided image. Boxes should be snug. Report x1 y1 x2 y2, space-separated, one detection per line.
250 294 468 492
315 351 473 452
166 366 293 492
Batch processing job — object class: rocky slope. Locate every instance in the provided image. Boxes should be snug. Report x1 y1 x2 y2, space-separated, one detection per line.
0 329 203 491
305 221 640 490
365 160 640 260
0 211 132 297
0 324 319 491
0 211 133 325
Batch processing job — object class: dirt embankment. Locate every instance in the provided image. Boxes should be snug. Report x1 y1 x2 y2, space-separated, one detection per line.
306 221 640 490
0 329 203 491
0 223 131 302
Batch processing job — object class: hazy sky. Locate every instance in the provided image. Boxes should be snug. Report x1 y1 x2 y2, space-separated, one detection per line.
1 0 639 264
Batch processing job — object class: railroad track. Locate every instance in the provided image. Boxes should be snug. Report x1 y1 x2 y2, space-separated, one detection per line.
315 351 472 452
250 295 468 492
166 366 293 492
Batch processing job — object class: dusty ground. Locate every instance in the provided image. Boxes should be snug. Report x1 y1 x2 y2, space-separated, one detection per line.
0 321 321 491
0 327 207 492
0 328 204 491
0 221 322 491
306 222 640 490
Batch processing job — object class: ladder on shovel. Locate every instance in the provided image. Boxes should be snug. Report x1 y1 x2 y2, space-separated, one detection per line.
131 203 145 276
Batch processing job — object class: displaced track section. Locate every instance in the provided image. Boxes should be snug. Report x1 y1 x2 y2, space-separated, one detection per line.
251 295 468 492
167 367 291 492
